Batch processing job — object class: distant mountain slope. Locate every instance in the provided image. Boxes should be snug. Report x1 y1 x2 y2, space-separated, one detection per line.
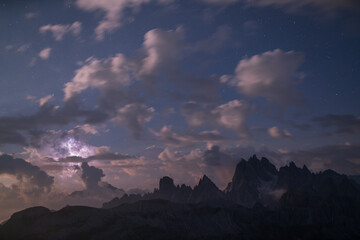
104 155 360 209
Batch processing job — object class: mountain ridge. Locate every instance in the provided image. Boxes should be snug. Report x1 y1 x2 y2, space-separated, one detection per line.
1 155 360 240
104 154 360 209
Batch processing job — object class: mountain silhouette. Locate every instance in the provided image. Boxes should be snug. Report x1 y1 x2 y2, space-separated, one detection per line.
1 155 360 240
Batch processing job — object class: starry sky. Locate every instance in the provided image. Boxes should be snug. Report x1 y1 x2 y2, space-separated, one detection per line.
0 0 360 220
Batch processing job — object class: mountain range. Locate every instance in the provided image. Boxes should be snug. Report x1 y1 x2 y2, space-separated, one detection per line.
1 155 360 240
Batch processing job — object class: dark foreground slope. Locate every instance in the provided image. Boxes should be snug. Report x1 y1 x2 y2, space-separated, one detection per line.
1 155 360 240
2 198 360 240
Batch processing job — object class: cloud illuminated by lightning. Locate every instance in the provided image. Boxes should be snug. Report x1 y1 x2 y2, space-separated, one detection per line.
59 137 95 159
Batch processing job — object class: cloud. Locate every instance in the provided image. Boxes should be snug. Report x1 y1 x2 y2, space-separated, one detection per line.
138 27 185 78
73 124 100 135
64 54 132 101
37 94 54 107
75 0 175 40
112 103 154 139
181 100 254 137
65 162 125 207
64 26 226 106
137 26 228 96
59 152 133 163
0 101 108 146
0 154 54 195
76 0 151 40
156 145 259 188
27 94 54 107
2 25 231 146
40 21 82 41
16 43 31 53
199 0 359 14
24 12 38 19
157 148 204 185
28 129 96 161
229 49 304 105
4 45 13 50
38 47 52 60
150 126 228 148
313 114 360 135
141 29 230 102
0 154 55 222
0 129 27 146
54 146 133 163
268 126 292 139
80 162 104 189
201 145 247 186
213 100 254 137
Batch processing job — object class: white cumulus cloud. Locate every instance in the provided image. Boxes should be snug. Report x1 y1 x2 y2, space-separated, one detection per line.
230 49 304 105
40 21 82 41
268 126 292 139
38 47 52 60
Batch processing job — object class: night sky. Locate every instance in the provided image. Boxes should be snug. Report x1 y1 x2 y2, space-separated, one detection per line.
0 0 360 221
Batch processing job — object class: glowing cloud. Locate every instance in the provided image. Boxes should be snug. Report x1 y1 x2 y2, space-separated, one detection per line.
59 137 95 159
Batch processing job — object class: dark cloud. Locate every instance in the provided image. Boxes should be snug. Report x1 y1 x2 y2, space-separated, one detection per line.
151 126 228 148
203 145 232 166
0 129 27 145
313 114 360 135
0 100 108 146
81 162 104 189
0 154 54 194
112 103 154 139
58 152 133 163
65 162 125 207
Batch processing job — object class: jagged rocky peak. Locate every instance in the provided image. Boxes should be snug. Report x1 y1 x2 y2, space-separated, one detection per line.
225 155 280 207
195 174 221 192
248 154 260 164
179 183 192 191
260 157 278 175
277 161 313 189
302 164 310 173
190 174 224 202
198 174 213 185
231 155 278 186
159 176 176 193
280 161 313 175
